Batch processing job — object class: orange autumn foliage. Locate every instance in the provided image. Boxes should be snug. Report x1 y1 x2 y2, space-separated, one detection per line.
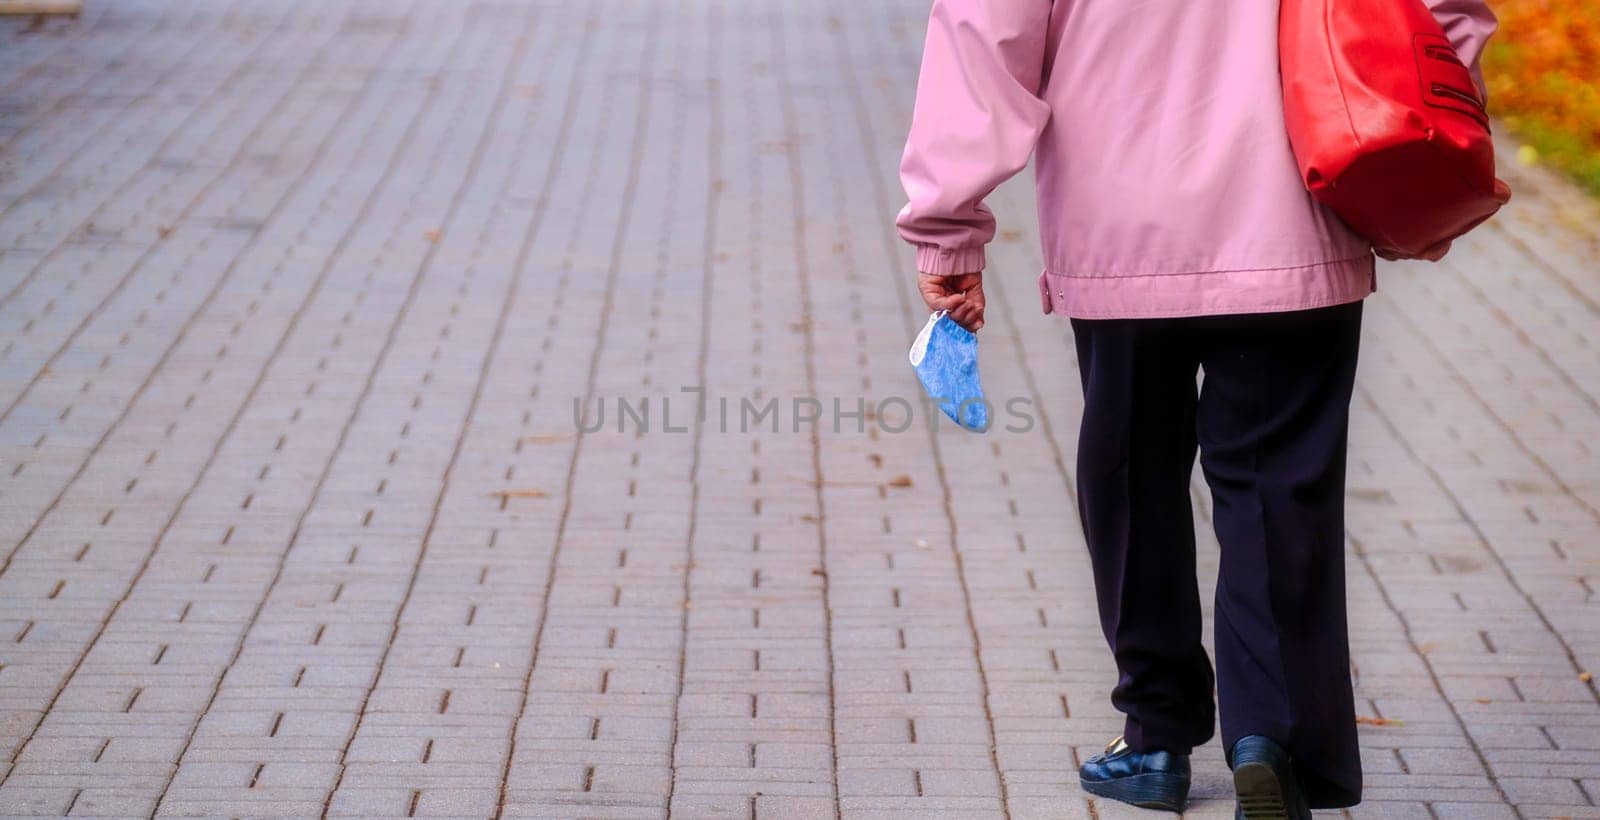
1483 0 1600 192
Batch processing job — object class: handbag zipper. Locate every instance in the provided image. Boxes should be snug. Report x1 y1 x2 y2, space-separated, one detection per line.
1431 82 1484 111
1423 44 1465 66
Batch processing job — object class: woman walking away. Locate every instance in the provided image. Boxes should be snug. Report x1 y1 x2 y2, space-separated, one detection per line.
896 0 1497 815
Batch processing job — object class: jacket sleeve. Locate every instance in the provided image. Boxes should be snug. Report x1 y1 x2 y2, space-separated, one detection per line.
895 0 1053 277
1423 0 1499 99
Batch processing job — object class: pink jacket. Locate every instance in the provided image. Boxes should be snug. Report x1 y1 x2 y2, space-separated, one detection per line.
896 0 1499 319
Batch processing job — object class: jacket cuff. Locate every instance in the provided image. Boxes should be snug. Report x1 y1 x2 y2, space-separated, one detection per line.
915 244 986 277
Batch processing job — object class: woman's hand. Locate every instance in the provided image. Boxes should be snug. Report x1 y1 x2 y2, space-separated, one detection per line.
919 271 986 332
1376 240 1451 262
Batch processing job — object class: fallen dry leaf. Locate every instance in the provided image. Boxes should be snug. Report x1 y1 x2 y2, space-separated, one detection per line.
423 229 442 243
807 475 913 489
491 488 547 499
1355 716 1404 727
1581 671 1593 683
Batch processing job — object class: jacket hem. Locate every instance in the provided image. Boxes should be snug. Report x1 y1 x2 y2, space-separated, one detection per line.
1038 254 1375 319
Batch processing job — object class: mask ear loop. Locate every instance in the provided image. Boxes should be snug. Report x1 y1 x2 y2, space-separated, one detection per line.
908 310 946 367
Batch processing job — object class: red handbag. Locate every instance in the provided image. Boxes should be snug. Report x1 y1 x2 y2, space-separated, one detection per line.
1279 0 1511 256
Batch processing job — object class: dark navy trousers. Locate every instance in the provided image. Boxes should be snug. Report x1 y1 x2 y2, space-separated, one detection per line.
1070 300 1364 809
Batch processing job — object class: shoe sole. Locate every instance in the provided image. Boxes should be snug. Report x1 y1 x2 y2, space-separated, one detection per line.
1080 772 1189 813
1233 760 1303 820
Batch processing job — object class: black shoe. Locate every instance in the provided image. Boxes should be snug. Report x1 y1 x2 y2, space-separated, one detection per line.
1079 736 1191 812
1231 735 1313 820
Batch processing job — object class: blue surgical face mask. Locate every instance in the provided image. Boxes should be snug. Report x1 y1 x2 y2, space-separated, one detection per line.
909 311 990 432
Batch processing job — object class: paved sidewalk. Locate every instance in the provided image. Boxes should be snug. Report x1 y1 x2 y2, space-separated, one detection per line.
0 1 1596 817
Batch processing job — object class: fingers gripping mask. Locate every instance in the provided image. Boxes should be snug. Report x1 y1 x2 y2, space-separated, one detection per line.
908 311 990 432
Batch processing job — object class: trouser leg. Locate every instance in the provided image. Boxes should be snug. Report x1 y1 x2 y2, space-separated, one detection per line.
1194 301 1364 808
1071 317 1216 754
